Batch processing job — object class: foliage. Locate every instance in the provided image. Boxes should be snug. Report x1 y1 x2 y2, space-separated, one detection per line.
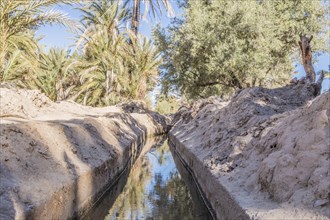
126 0 174 36
0 0 163 108
26 48 80 101
120 33 161 100
154 0 329 99
107 154 152 219
0 0 77 80
148 171 195 220
106 141 199 220
155 94 180 114
144 94 153 109
1 32 38 82
74 0 129 106
75 0 161 106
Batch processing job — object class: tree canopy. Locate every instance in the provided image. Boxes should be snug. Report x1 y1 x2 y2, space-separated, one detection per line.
0 0 76 81
154 0 329 99
0 0 163 107
1 0 329 109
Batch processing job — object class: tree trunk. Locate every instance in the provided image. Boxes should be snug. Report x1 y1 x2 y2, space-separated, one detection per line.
55 81 63 102
106 69 115 95
0 29 11 81
83 91 91 106
299 35 316 82
0 39 7 81
315 70 325 96
131 0 140 36
106 70 111 94
229 71 243 89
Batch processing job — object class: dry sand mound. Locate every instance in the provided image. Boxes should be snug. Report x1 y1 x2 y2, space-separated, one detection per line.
0 86 168 219
170 81 330 219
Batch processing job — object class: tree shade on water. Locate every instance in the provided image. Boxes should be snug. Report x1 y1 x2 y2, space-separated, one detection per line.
84 139 213 220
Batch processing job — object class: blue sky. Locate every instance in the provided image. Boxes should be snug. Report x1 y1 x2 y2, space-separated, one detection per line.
36 2 183 49
36 2 330 92
295 53 330 92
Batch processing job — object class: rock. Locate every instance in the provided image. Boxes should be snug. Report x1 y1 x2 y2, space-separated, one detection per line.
117 101 148 113
314 199 329 207
29 141 37 146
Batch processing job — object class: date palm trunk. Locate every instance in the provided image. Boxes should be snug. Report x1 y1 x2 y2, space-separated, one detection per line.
131 0 140 37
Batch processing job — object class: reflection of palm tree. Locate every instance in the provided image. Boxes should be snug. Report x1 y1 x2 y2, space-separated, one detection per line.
147 171 195 220
105 139 201 220
106 155 152 220
149 141 169 165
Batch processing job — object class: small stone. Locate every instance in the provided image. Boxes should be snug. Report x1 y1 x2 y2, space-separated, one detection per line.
29 141 37 146
253 129 262 138
26 204 34 211
9 128 22 134
290 77 298 84
27 145 34 153
37 148 50 158
313 199 328 207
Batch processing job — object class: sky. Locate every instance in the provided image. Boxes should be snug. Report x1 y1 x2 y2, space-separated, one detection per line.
36 1 183 49
36 1 330 93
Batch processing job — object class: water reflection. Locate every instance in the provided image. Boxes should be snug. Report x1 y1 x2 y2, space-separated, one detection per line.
106 152 152 219
86 138 212 220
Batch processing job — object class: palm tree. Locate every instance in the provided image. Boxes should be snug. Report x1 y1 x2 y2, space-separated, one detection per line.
77 33 127 106
121 33 161 99
0 31 39 82
75 0 129 106
126 0 174 36
77 0 129 45
75 0 163 106
0 0 77 81
76 33 161 106
107 155 152 219
26 48 79 101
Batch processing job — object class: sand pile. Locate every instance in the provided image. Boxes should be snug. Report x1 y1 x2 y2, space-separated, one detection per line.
0 86 168 219
170 81 329 219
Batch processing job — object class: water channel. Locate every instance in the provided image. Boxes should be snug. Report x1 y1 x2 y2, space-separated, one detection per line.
83 136 213 220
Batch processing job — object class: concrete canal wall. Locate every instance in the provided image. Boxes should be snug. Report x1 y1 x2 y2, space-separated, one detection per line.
0 87 168 220
169 82 329 220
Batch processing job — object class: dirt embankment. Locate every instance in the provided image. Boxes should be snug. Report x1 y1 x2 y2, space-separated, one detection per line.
0 85 169 220
169 81 330 220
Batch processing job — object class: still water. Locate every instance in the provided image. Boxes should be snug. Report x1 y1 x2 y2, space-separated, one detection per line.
84 137 213 220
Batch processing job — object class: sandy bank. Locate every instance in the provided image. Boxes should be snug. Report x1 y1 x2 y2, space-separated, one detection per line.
169 82 329 220
0 86 168 219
